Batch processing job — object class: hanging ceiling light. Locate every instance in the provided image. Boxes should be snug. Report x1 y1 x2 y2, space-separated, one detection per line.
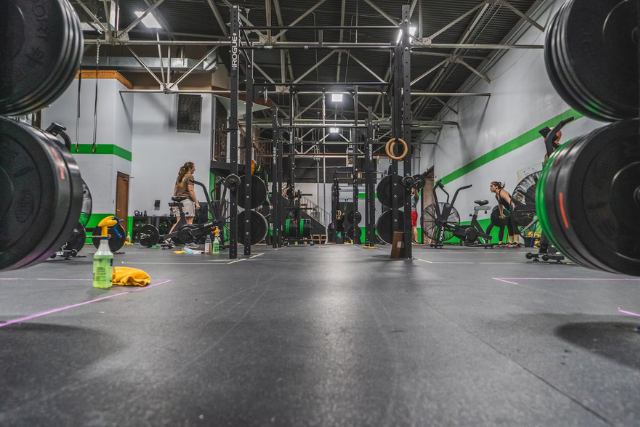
134 11 162 29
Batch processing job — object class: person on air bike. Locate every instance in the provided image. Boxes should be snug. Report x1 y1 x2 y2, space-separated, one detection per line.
167 161 200 248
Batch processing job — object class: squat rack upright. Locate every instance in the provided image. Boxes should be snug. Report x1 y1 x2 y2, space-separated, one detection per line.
227 5 414 260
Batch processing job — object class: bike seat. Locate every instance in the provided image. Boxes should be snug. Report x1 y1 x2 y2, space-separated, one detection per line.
172 196 187 202
474 200 489 206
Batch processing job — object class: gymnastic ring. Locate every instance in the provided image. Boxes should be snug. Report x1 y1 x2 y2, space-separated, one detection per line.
385 138 408 161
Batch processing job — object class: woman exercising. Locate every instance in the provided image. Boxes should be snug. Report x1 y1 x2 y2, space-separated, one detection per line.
490 182 519 248
166 162 200 247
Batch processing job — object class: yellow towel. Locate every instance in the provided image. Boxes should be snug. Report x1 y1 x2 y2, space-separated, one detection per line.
111 267 151 287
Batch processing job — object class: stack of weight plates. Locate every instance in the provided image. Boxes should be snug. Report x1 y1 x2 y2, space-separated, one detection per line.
0 0 84 116
536 119 640 276
544 0 638 122
0 117 84 270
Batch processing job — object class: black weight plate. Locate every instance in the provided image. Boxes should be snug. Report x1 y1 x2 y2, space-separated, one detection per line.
237 175 267 209
92 224 127 252
375 210 405 245
554 1 618 122
238 210 268 245
0 0 70 115
139 224 160 248
376 175 405 208
559 0 638 121
22 0 74 114
79 179 92 227
63 222 86 254
544 8 599 122
0 118 83 271
543 134 592 266
557 120 640 275
346 226 362 241
31 0 81 115
490 206 509 228
550 132 605 269
347 210 362 224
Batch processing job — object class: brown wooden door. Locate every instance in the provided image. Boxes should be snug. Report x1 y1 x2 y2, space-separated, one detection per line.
115 172 130 234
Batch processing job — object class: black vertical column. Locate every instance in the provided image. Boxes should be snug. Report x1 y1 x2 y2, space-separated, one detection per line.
289 95 295 193
391 42 402 239
401 5 412 258
271 106 279 248
365 107 375 247
352 87 360 244
276 118 284 247
229 6 240 259
243 50 253 256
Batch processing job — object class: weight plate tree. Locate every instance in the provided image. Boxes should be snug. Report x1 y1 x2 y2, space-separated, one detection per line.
238 210 268 245
0 0 84 116
545 0 638 121
237 175 268 209
0 118 84 271
91 224 127 253
376 175 405 208
536 119 640 276
511 172 539 228
376 210 405 245
421 202 458 242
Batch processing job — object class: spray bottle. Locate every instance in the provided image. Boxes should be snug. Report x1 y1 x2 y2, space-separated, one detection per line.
93 216 119 289
213 229 220 254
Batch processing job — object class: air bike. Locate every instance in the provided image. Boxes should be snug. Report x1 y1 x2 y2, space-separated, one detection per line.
422 180 493 248
138 179 225 249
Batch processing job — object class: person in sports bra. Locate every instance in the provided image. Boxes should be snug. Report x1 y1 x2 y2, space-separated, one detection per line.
490 182 520 248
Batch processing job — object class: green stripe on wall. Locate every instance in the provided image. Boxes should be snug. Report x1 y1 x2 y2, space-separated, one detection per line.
441 108 583 185
74 144 132 161
358 193 377 199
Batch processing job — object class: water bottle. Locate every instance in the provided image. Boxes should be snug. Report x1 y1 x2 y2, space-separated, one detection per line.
204 235 212 254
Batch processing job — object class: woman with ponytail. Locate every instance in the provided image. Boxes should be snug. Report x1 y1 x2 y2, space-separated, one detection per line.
490 181 520 248
173 161 199 224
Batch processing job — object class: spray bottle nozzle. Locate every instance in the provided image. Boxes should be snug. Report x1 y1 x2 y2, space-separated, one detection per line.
97 216 121 238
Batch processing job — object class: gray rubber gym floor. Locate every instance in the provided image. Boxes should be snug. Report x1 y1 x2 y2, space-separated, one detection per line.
1 244 639 427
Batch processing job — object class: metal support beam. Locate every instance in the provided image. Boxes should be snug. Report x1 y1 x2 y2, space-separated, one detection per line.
497 0 545 32
352 87 360 244
118 0 166 38
296 97 322 119
169 46 219 89
126 47 164 86
76 0 109 33
274 0 328 40
348 52 386 83
363 0 400 26
293 50 337 83
205 0 229 37
424 2 484 42
411 58 448 86
433 97 458 115
454 57 491 83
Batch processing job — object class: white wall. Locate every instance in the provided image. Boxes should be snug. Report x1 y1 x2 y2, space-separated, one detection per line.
42 79 134 219
129 93 212 215
420 0 605 217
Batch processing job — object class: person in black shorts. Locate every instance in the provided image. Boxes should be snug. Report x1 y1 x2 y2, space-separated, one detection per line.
490 181 520 248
